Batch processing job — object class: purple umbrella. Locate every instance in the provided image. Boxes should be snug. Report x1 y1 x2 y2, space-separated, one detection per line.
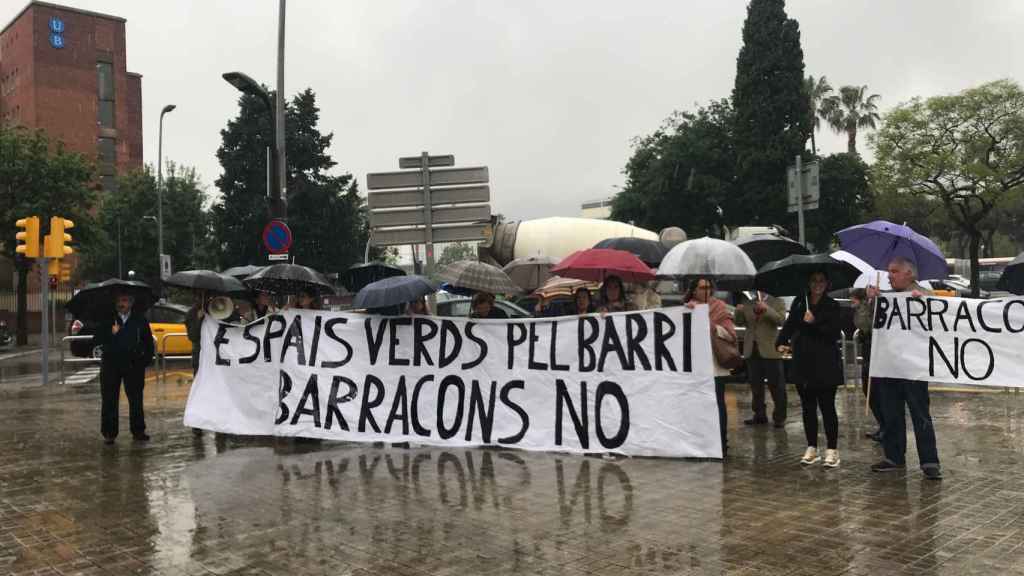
836 220 947 281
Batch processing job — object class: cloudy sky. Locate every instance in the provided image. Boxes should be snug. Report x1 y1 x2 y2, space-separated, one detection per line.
4 0 1023 222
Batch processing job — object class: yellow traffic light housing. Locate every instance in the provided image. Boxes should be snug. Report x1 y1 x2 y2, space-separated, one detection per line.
48 258 60 277
15 216 40 258
44 217 74 258
60 261 72 282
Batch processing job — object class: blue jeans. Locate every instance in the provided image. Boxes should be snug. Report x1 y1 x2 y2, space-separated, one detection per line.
878 378 940 469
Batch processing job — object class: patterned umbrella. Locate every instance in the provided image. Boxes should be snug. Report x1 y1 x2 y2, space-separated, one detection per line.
656 236 757 291
353 275 437 309
243 264 335 296
533 276 599 298
438 260 522 294
67 279 155 321
551 249 655 283
503 256 559 292
593 237 669 267
165 269 248 295
221 265 265 280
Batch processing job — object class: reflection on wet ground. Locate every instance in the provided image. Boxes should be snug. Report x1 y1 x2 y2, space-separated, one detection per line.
1 376 1023 575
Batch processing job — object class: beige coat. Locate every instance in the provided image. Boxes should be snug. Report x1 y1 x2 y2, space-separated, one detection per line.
733 293 786 360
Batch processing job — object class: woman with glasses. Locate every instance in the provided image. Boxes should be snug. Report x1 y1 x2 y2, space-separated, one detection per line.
776 270 844 468
684 276 735 457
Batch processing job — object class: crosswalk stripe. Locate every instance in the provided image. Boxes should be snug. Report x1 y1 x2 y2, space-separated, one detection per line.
64 366 100 385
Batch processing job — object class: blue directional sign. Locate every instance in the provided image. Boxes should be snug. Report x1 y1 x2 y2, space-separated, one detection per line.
262 219 292 255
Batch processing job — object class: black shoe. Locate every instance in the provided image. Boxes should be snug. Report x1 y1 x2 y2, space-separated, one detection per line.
192 428 204 437
103 436 115 445
871 460 905 473
743 417 768 426
922 467 943 480
133 433 150 442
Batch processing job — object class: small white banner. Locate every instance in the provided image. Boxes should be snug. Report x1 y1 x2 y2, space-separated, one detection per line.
869 293 1024 388
184 307 722 458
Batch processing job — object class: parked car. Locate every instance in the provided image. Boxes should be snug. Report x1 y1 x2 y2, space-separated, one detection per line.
434 297 532 319
69 302 193 358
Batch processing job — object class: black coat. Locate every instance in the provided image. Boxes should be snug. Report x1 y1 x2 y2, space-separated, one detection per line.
94 312 155 370
776 294 843 388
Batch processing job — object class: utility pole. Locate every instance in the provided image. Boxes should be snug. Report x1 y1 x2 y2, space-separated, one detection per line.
795 155 805 246
275 0 287 220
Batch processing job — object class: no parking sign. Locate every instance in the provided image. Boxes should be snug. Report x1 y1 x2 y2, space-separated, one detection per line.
262 219 292 260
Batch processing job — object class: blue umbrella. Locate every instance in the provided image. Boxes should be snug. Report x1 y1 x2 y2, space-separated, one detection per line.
836 220 947 281
353 275 437 310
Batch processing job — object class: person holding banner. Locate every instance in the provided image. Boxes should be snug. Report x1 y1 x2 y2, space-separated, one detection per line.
470 291 508 319
776 271 843 468
247 290 276 321
598 275 635 313
685 276 735 457
734 291 787 428
862 257 942 480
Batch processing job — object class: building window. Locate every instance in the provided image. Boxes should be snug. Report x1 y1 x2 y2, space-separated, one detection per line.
97 137 116 174
96 61 114 127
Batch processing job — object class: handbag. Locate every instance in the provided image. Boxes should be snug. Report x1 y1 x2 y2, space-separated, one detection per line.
712 324 742 370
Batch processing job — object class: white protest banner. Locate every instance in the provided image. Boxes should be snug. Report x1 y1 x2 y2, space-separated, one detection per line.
869 293 1024 388
184 307 721 458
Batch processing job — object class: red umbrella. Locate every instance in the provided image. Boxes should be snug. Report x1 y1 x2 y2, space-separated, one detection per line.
551 248 656 283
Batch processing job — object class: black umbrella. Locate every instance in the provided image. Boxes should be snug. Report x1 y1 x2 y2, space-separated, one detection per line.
67 279 155 321
593 237 669 267
164 269 248 295
996 253 1024 295
734 234 810 270
353 275 437 310
755 254 862 296
341 261 406 292
221 265 265 280
243 263 335 296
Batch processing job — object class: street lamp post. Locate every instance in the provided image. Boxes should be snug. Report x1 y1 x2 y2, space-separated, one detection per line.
158 103 176 284
222 71 286 219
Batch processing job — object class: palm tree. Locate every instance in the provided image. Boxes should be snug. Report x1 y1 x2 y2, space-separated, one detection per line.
805 75 833 156
823 85 881 155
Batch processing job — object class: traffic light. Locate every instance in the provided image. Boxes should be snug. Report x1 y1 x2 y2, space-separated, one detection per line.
15 216 40 258
60 261 72 282
47 258 60 277
44 217 74 259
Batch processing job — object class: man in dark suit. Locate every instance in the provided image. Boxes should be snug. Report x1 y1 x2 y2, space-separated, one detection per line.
95 291 155 444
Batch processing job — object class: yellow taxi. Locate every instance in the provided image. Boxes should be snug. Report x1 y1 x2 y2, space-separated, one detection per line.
147 303 193 356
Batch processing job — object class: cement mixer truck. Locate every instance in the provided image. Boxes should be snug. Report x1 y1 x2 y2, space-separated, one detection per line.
477 217 684 266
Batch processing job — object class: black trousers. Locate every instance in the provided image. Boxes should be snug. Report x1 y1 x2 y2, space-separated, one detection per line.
878 378 940 469
860 340 885 435
796 383 838 449
747 348 786 424
715 377 728 457
101 362 146 439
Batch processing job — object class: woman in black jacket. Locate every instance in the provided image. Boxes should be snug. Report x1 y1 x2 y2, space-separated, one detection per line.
776 270 843 468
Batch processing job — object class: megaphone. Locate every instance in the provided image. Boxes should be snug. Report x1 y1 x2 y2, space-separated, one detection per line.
207 296 235 321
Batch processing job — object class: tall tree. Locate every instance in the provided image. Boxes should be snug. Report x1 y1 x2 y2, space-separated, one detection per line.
732 0 811 227
872 79 1024 296
211 88 368 274
82 164 211 285
611 100 736 237
0 126 95 344
805 75 833 155
823 85 881 155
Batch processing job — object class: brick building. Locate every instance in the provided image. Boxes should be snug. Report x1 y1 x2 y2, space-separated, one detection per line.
1 1 143 189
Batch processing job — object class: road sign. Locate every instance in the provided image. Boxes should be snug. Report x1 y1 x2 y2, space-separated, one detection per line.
262 219 292 255
787 161 820 212
372 224 491 246
267 253 289 261
399 154 454 169
368 205 492 228
160 254 172 280
367 185 490 210
366 166 489 190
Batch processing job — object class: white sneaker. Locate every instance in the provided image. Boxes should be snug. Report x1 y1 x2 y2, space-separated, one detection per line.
800 446 820 465
824 449 840 468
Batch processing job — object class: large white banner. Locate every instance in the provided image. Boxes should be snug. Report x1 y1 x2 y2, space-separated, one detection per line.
870 293 1024 388
184 307 721 458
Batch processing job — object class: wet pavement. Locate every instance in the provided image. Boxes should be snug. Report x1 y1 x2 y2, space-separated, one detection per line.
2 370 1024 576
